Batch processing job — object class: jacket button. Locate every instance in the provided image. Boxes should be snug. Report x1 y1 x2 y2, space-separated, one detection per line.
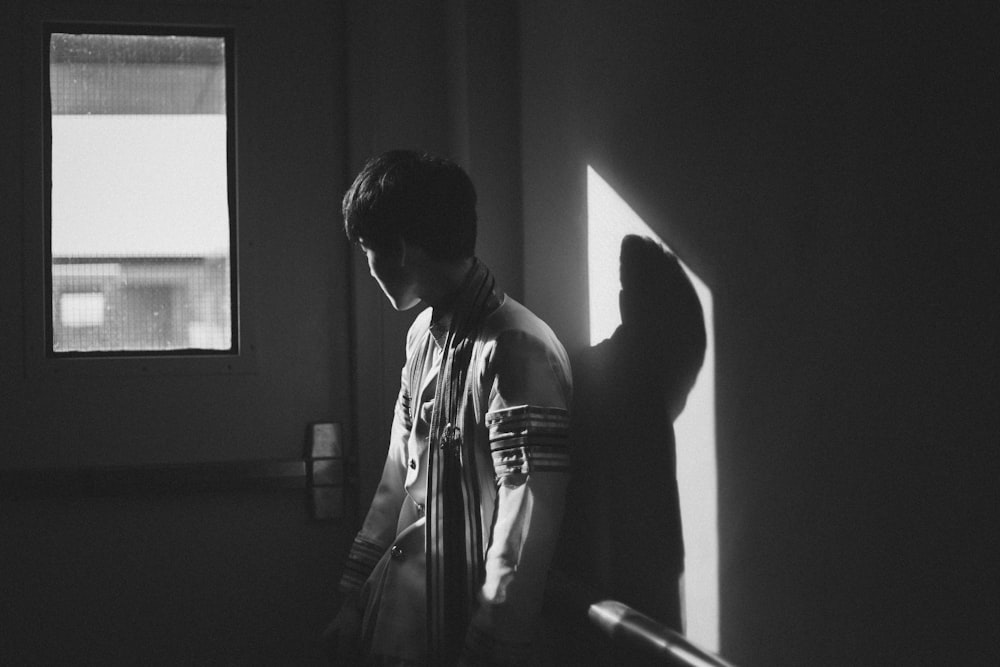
390 545 404 561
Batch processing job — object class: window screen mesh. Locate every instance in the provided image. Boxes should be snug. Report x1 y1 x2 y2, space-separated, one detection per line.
50 32 233 353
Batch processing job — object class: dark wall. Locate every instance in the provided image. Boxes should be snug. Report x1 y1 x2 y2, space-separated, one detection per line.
0 491 350 664
521 2 996 665
1 0 355 663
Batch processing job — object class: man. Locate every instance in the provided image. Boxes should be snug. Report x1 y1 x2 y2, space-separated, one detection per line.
326 150 572 666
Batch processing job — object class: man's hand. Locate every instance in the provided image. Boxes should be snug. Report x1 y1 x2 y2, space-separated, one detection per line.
322 600 363 664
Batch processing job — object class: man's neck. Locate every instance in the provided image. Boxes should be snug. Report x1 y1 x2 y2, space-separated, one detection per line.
422 257 476 310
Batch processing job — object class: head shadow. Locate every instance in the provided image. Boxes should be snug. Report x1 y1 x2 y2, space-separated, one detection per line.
609 234 707 420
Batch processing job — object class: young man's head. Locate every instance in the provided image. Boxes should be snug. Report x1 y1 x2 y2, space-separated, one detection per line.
343 150 478 310
342 150 477 261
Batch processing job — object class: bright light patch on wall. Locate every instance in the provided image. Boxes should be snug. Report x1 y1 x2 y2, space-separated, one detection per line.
586 165 719 650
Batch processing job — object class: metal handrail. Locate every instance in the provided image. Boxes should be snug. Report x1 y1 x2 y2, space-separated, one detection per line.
589 600 738 667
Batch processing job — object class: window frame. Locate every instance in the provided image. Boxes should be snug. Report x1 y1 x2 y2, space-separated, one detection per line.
23 5 256 376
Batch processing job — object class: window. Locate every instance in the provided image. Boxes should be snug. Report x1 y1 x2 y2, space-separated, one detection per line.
47 29 236 355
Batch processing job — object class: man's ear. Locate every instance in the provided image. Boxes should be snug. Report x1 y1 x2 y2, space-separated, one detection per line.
380 234 406 266
398 237 433 270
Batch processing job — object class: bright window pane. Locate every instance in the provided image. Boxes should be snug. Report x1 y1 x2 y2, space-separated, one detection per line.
49 32 232 353
60 292 106 328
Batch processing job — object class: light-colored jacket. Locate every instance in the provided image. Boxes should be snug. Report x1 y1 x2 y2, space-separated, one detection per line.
340 281 572 665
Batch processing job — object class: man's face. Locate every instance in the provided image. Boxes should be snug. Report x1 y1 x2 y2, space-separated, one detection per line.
360 238 421 311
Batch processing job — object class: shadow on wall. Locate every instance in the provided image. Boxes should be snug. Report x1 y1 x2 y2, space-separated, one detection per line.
582 167 718 651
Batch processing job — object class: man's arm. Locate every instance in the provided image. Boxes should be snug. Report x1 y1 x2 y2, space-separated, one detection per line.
326 364 414 660
463 330 572 665
338 382 412 595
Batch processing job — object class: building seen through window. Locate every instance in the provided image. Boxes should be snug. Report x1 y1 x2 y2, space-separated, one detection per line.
49 31 234 353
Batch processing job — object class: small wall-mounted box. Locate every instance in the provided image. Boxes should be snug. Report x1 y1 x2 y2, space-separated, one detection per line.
310 422 342 458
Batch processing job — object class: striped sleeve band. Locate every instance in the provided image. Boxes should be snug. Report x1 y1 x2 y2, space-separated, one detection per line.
397 388 413 431
337 535 385 594
487 405 570 486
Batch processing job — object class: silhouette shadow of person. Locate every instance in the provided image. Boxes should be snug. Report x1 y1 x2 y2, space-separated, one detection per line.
546 234 706 664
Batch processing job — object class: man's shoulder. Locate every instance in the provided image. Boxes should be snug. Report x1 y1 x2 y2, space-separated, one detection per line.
479 296 573 406
481 296 568 361
484 296 553 339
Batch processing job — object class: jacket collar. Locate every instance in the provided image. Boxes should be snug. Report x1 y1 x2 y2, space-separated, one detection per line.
429 258 500 348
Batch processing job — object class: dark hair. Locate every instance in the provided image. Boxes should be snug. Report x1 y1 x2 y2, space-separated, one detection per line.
342 150 477 261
